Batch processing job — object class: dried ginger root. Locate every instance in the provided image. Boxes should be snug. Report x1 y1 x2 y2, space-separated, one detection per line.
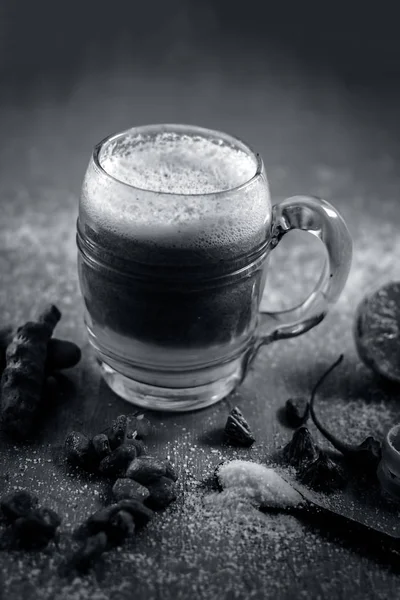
0 305 61 439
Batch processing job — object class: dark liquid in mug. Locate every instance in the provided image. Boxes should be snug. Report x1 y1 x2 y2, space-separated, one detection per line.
78 132 270 366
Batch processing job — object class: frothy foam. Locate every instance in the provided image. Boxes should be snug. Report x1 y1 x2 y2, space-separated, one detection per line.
99 132 257 195
81 128 271 264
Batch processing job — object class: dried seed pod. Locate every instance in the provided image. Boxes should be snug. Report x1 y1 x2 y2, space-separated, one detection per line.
309 355 382 471
46 338 81 372
108 415 128 450
92 434 111 461
224 407 255 447
285 397 309 428
107 510 135 545
0 490 39 522
64 431 94 469
145 476 177 510
13 507 61 549
127 414 153 439
299 450 347 493
125 456 169 484
282 426 319 468
0 305 61 439
112 478 150 502
71 531 108 573
98 445 138 477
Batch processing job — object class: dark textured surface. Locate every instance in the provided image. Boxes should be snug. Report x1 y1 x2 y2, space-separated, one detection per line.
2 30 400 598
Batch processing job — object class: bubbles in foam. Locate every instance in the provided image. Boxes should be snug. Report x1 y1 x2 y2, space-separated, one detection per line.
100 132 257 195
82 128 271 263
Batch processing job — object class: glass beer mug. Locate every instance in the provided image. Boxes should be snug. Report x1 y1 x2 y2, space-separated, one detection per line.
77 124 352 411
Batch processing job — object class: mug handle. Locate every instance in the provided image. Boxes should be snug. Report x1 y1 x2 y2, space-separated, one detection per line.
250 195 352 360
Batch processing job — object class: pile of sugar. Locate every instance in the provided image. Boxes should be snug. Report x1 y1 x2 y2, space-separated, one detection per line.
216 460 302 509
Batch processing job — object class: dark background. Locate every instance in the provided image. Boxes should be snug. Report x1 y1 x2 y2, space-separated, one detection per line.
1 0 400 83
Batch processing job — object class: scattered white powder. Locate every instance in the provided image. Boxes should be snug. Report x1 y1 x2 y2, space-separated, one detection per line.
216 460 303 509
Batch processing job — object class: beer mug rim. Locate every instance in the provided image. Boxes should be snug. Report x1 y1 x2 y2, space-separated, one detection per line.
92 123 264 198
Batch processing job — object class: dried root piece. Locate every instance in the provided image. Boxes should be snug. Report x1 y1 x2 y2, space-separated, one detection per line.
0 305 61 439
224 407 255 447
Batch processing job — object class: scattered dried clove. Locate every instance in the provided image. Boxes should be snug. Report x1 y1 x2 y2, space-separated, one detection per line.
282 426 319 468
285 397 309 428
112 478 150 502
299 450 347 493
309 354 382 471
0 305 61 439
224 407 255 447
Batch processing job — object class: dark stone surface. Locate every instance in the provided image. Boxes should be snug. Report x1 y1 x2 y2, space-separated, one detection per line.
1 40 400 598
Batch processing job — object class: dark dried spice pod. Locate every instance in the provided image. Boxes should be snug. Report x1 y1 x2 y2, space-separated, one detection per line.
285 397 309 428
112 478 150 502
86 499 153 534
124 437 148 457
13 507 61 549
108 415 128 450
114 499 154 528
0 490 39 522
98 445 138 477
64 431 95 470
107 510 135 545
145 476 177 510
127 414 153 440
309 355 382 471
299 450 347 493
71 531 108 573
92 434 111 460
224 406 255 447
125 456 169 484
282 426 319 468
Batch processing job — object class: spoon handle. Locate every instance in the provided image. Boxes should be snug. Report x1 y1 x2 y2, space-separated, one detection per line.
294 502 400 568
